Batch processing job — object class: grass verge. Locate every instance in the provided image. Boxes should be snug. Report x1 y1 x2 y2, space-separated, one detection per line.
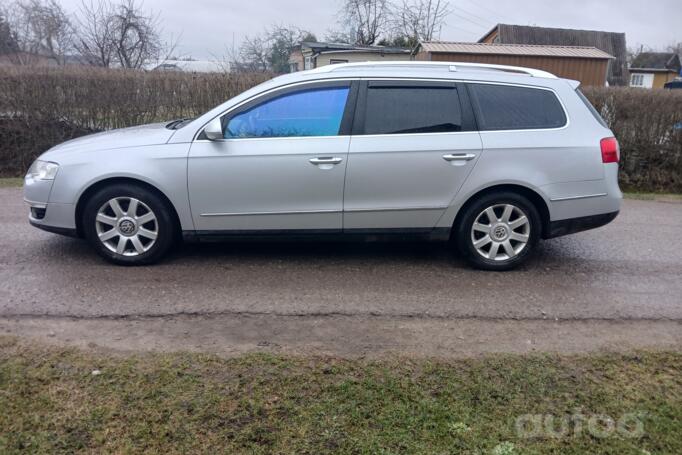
623 192 682 201
0 178 23 188
1 337 680 454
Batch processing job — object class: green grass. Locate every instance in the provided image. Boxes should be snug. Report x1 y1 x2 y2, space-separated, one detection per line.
623 192 682 201
0 178 22 188
1 337 680 454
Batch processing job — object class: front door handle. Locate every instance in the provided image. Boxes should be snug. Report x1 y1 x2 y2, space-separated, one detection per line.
442 153 477 162
309 157 343 165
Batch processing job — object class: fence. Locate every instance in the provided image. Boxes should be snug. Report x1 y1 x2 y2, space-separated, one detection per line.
1 66 681 192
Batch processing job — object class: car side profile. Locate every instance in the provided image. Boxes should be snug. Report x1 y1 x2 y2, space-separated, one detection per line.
24 61 622 270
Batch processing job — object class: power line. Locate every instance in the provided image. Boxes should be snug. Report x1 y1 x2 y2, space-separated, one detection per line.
453 6 495 28
450 10 491 30
448 24 484 37
459 0 515 25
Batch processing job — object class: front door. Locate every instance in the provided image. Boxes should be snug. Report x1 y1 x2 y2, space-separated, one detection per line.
343 80 482 231
188 81 356 232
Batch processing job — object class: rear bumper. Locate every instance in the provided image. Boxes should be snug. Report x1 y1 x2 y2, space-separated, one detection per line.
544 211 619 239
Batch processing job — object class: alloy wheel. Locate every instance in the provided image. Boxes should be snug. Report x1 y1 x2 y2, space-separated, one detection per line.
95 197 158 256
470 203 531 261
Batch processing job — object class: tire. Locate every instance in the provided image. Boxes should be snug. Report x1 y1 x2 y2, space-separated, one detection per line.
455 191 541 271
82 183 176 265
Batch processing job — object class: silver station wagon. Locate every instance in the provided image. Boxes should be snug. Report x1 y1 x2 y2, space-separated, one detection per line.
24 62 622 270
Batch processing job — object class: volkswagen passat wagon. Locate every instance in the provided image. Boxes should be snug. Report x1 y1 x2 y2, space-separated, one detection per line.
24 62 621 270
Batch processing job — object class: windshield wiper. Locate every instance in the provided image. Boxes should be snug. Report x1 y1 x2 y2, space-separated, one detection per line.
165 118 194 130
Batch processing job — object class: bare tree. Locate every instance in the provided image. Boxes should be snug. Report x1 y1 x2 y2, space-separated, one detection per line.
666 42 682 62
109 0 162 68
73 0 116 67
339 0 391 45
324 28 352 44
268 25 315 73
71 0 178 69
0 12 20 55
394 0 451 47
5 0 74 64
231 25 315 73
233 34 270 72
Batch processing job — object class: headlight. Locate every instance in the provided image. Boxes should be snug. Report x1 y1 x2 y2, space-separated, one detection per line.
27 160 60 180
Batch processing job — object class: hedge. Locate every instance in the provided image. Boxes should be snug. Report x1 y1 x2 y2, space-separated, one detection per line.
1 66 681 192
0 66 270 176
582 86 682 192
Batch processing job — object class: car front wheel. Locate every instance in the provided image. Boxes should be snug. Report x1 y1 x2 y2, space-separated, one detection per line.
456 192 541 271
82 183 176 265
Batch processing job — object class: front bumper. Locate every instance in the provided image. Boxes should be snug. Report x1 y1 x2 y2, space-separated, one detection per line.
25 200 79 237
24 171 79 237
29 219 79 237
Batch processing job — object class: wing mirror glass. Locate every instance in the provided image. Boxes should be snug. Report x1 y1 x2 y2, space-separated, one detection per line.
204 118 223 141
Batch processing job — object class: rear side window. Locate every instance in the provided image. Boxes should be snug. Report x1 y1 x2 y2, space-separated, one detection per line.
362 84 462 135
469 84 566 131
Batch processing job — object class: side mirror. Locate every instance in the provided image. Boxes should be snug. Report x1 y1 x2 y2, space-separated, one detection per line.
203 118 223 141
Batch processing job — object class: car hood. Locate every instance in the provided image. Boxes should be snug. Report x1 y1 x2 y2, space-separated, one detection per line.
41 122 175 160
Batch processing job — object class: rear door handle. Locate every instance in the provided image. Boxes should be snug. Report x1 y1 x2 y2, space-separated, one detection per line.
442 153 477 162
309 157 343 165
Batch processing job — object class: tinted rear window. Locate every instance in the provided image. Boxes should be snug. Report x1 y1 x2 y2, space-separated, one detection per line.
363 85 462 135
469 84 567 131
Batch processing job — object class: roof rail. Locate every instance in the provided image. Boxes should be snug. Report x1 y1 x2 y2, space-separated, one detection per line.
448 62 557 79
308 61 557 79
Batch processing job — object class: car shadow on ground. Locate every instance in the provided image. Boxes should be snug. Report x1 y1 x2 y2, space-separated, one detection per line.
168 237 581 271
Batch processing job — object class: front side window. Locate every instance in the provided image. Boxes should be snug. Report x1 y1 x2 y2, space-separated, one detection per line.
224 86 350 139
468 83 567 131
362 84 462 135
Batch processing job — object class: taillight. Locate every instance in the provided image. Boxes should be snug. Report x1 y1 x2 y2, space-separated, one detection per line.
600 137 619 163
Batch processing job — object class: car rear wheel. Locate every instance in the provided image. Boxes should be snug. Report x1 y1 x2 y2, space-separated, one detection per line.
456 192 541 271
82 183 176 265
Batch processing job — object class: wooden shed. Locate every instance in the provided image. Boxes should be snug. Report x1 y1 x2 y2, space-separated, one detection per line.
478 24 628 86
415 42 615 87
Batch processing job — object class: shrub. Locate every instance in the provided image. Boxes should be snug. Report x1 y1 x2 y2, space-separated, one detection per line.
583 87 682 192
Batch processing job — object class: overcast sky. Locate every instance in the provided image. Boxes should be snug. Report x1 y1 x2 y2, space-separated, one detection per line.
57 0 681 60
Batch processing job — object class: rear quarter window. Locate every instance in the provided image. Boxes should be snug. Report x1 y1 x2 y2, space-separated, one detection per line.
575 89 609 128
468 83 567 131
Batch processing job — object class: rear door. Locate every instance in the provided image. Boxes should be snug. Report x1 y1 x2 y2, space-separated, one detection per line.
343 80 482 231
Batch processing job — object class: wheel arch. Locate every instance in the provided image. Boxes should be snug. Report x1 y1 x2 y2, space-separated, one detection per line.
451 184 551 239
75 177 182 239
